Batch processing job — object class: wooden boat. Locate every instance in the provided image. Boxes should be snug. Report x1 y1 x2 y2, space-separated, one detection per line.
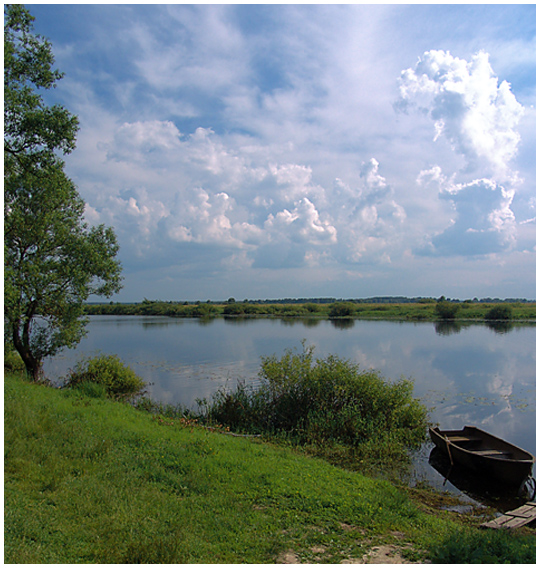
429 426 535 486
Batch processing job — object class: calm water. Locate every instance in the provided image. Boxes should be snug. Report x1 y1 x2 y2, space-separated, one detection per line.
44 315 536 501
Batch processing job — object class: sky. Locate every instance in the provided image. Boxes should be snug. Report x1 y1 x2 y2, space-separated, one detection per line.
27 3 536 302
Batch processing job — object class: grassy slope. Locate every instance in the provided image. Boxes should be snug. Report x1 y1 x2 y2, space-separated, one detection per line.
4 373 535 563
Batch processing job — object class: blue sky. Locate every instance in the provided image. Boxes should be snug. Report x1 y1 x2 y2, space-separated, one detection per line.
28 3 536 301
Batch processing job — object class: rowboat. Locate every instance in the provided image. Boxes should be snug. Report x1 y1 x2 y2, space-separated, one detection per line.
429 426 535 486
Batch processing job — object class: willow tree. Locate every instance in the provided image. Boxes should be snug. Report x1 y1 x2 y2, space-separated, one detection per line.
4 5 122 380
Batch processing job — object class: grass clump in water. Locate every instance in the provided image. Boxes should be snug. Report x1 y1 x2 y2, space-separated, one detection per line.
200 343 428 469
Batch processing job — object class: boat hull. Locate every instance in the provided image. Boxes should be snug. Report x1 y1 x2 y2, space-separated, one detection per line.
429 426 534 486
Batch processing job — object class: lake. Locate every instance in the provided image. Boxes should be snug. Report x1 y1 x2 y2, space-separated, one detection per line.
44 315 535 501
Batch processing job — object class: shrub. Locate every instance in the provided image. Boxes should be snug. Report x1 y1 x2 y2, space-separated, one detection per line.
435 300 460 320
485 304 512 321
4 344 25 372
65 354 146 399
192 303 218 317
329 302 356 317
201 344 428 464
223 303 246 315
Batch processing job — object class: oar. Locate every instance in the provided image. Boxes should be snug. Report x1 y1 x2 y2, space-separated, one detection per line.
444 435 454 466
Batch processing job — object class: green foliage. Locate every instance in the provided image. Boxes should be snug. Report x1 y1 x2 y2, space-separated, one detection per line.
429 527 535 564
485 304 513 321
4 5 122 380
201 344 428 465
191 303 218 317
435 300 460 320
65 354 146 399
329 302 356 317
223 302 260 315
4 343 25 372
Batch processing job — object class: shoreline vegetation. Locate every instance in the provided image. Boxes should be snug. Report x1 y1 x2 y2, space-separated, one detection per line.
4 370 535 564
85 297 536 323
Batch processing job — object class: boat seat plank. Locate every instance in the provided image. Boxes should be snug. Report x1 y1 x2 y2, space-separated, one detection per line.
445 436 482 443
473 449 512 457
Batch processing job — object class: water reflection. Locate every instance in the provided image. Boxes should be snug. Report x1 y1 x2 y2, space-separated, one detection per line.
485 321 514 334
279 317 323 328
427 448 534 511
434 321 462 335
223 316 258 325
329 318 355 330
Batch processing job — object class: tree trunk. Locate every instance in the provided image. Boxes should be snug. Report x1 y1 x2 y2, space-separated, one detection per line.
12 321 43 381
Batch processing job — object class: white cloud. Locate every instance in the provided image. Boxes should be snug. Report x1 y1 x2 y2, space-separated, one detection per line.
264 197 337 246
416 173 517 257
328 159 407 264
398 50 524 181
107 120 182 162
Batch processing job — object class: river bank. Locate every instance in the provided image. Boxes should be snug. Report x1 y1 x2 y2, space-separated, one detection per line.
85 299 536 323
4 372 535 563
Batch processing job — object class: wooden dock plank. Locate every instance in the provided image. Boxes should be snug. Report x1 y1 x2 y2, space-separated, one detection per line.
481 502 535 530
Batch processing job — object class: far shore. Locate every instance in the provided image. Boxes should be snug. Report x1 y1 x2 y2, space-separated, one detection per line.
84 298 536 323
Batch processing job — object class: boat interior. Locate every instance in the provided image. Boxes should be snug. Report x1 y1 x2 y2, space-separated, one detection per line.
436 427 529 461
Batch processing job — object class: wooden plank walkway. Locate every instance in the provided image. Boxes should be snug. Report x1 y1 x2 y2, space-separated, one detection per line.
481 502 535 530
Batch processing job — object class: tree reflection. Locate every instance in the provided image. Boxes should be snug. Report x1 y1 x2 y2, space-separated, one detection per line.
279 317 322 328
434 321 462 335
330 318 355 330
485 321 514 334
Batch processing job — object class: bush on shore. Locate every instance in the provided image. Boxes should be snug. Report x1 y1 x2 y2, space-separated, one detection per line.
200 344 428 466
4 343 26 373
64 354 146 399
435 300 460 320
485 305 513 321
329 302 356 317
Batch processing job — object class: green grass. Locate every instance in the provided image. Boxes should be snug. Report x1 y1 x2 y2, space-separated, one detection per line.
4 372 535 563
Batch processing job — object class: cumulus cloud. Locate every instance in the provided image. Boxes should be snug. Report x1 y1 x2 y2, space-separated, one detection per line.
416 171 516 257
264 197 337 245
331 159 406 263
88 117 413 272
398 50 524 180
106 120 183 162
397 50 531 260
